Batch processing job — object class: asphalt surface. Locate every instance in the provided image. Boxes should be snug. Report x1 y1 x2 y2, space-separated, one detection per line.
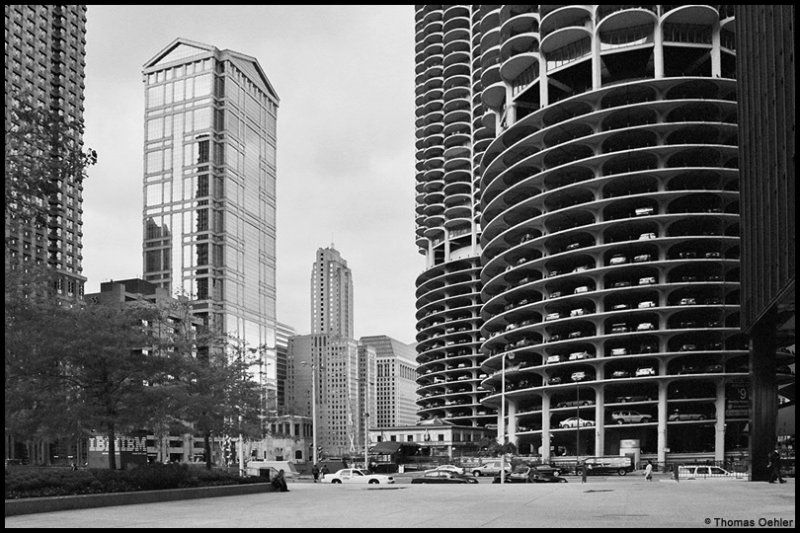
5 473 795 528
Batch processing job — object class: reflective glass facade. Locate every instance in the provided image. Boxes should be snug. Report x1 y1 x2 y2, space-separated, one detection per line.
142 39 279 399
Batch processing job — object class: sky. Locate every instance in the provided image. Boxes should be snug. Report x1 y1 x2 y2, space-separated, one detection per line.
81 5 420 344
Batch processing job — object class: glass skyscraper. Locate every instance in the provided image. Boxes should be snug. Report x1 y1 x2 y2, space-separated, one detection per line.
141 38 279 395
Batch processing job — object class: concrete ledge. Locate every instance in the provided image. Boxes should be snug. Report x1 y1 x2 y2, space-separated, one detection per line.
5 482 273 517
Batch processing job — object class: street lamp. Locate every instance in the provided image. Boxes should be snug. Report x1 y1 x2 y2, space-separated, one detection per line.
575 380 580 465
300 361 320 466
500 352 515 484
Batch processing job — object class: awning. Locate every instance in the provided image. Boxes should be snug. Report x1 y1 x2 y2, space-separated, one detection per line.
369 442 404 455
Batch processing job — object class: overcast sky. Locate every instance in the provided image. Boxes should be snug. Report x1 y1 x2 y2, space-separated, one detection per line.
81 5 420 344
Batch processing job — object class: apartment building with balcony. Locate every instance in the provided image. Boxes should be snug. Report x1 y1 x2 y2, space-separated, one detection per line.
414 5 764 465
5 5 88 302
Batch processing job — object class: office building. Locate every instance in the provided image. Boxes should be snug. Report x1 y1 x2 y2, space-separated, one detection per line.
735 5 795 481
5 5 88 302
287 334 365 458
360 335 419 427
141 38 279 407
415 5 747 464
275 322 296 416
311 245 354 338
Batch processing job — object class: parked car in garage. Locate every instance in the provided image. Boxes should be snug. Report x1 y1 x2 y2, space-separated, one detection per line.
611 410 653 424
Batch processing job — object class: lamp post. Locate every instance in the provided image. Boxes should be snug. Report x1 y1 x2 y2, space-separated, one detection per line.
301 361 319 466
575 380 580 466
499 352 514 484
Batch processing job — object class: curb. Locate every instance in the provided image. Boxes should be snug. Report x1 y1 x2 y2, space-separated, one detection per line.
5 482 273 517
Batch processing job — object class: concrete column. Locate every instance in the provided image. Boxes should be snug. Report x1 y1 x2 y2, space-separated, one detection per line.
443 229 451 262
657 380 669 465
507 399 518 446
541 393 551 462
594 386 605 455
591 21 602 89
715 380 726 462
750 320 777 482
711 20 721 77
505 86 516 127
653 19 664 79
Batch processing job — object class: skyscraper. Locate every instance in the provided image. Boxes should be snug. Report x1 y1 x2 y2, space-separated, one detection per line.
415 6 745 464
141 38 280 400
311 245 354 338
360 335 419 428
5 5 88 302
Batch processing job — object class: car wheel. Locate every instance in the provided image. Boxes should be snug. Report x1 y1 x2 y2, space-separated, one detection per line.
368 479 379 484
472 471 481 477
618 469 627 476
559 478 568 483
617 419 625 425
332 479 342 484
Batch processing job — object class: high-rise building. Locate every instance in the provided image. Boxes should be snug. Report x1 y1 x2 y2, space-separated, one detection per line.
415 6 746 464
141 38 280 405
735 5 795 481
287 334 365 458
360 335 419 427
5 5 88 302
275 322 296 416
311 245 354 338
413 5 491 430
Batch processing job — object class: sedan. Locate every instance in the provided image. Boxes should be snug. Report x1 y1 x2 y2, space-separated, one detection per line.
495 465 568 484
559 417 594 428
323 468 395 485
424 464 465 476
412 471 478 484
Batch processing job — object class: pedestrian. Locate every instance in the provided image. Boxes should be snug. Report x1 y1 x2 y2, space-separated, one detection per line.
271 469 289 492
312 463 320 483
321 464 330 480
767 447 786 484
644 460 653 482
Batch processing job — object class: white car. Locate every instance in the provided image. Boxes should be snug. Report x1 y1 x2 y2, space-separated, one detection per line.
677 465 745 480
323 468 395 485
424 464 465 476
470 461 511 477
559 417 594 428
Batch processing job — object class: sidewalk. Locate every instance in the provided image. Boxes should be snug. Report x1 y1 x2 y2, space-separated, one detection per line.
5 477 794 528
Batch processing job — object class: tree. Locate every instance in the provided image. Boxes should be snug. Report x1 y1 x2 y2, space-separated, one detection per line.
178 335 264 470
4 282 188 469
5 96 96 229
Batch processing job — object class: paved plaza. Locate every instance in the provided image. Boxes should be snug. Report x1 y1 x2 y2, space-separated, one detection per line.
5 475 794 528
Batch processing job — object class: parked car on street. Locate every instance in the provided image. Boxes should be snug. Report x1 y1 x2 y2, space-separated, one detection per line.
677 465 745 480
495 464 568 483
470 460 511 477
424 464 465 476
412 471 478 484
323 468 395 484
577 456 635 476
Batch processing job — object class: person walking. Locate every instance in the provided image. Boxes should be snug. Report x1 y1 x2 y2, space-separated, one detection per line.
321 464 330 481
767 447 786 484
312 464 320 483
644 460 653 482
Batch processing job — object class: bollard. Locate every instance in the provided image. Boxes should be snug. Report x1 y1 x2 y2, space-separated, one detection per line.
673 465 679 483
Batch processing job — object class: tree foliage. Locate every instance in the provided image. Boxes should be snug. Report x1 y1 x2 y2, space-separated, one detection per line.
5 282 265 470
5 97 97 229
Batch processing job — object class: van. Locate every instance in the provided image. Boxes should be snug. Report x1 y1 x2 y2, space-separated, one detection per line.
245 460 300 479
578 456 635 476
